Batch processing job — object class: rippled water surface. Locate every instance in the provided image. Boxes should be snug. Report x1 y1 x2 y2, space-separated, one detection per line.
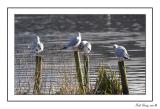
14 15 146 95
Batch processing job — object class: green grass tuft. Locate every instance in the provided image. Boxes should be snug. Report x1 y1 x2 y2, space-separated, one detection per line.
94 65 122 95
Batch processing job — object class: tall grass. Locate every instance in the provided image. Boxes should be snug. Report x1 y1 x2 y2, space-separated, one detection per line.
59 73 80 95
94 66 122 95
59 65 122 95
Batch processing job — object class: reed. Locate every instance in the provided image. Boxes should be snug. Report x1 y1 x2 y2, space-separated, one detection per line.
94 65 122 95
59 65 122 95
33 56 42 95
59 73 80 95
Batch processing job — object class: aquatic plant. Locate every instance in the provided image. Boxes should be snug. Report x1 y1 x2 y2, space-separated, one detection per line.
94 65 122 95
59 73 80 95
59 65 122 95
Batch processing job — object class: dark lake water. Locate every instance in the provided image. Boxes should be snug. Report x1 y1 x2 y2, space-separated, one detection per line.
14 15 146 95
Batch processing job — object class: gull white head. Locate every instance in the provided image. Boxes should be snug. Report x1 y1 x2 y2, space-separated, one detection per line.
84 42 91 54
77 32 81 40
36 36 40 42
33 35 40 42
78 32 81 37
113 44 118 49
79 41 91 54
81 41 87 46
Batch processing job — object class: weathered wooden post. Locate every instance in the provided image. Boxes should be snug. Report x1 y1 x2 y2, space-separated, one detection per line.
74 51 85 94
118 61 129 95
33 56 42 94
83 55 90 92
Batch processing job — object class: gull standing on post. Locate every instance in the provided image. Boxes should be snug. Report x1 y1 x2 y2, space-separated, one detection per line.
33 35 44 55
79 41 91 54
113 44 129 61
61 32 81 50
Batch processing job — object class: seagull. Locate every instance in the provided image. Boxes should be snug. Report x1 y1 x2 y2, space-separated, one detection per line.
113 44 129 61
32 35 44 54
79 41 91 54
61 32 81 50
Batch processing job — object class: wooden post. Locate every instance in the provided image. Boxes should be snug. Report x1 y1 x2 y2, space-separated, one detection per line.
33 56 42 94
118 61 129 95
74 51 85 94
83 55 90 92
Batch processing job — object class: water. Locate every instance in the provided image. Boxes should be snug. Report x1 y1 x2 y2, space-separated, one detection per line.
14 15 146 95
